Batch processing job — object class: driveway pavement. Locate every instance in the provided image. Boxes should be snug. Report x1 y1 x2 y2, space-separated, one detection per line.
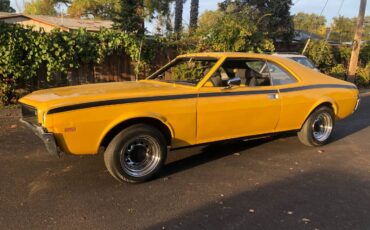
0 94 369 230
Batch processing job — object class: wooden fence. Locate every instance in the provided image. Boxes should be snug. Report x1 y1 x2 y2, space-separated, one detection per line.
28 48 177 91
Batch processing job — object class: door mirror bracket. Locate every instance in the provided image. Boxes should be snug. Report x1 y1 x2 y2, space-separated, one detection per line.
225 77 241 89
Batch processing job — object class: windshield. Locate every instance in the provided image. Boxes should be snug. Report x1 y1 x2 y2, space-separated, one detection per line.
148 57 218 86
289 57 315 69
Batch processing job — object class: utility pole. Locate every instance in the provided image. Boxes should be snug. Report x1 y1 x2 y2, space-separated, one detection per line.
348 0 367 82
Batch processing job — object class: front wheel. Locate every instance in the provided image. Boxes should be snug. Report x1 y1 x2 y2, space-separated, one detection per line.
104 124 167 183
298 106 334 147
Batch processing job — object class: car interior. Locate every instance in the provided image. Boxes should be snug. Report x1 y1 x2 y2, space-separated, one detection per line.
207 59 272 87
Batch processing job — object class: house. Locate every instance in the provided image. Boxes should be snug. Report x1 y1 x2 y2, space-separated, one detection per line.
293 30 323 42
0 12 113 32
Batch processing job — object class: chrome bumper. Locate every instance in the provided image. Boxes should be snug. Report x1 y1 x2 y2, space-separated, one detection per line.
354 95 360 112
20 119 60 157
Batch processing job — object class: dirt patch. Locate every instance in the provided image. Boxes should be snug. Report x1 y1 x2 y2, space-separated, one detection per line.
0 107 20 118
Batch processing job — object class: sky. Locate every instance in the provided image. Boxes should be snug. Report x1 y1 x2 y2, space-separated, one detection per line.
10 0 370 26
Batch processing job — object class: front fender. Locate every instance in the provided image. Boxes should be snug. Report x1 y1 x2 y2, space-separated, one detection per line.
96 112 175 152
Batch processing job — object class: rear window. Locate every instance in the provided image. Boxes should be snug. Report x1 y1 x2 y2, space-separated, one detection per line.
289 57 315 69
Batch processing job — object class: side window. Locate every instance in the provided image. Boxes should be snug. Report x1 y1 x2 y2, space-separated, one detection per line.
206 59 271 87
245 60 271 87
267 62 297 85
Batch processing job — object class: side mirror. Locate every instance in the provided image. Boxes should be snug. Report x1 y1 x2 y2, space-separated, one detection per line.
226 77 241 88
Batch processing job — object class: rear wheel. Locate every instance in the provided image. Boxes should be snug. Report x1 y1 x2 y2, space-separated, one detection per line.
104 124 167 183
298 106 334 146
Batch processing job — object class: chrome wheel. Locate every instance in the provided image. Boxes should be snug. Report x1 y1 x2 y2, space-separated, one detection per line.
311 112 333 142
119 135 161 177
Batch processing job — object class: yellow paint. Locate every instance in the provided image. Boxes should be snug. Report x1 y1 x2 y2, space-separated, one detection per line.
19 52 359 155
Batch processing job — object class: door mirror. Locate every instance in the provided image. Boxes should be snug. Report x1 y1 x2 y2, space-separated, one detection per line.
226 77 241 88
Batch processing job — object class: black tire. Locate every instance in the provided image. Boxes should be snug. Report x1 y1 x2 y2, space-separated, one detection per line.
104 124 167 183
297 106 334 147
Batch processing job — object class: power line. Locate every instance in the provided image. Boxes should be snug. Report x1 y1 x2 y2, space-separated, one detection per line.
326 0 345 41
336 0 345 16
302 0 330 54
319 0 330 17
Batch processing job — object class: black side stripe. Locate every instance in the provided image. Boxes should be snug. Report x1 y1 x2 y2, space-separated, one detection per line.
279 84 357 93
47 90 278 114
199 89 278 97
47 84 356 114
48 94 197 114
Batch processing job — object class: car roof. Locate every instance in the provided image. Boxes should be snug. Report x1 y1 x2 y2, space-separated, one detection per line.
178 52 275 60
272 53 308 58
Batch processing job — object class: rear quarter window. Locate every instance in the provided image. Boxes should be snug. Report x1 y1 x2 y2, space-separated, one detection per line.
267 62 297 85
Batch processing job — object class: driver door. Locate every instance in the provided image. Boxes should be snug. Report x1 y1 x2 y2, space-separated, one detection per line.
196 58 281 144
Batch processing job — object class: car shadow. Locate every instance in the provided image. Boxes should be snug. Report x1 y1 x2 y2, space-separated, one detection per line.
160 134 288 178
149 169 370 230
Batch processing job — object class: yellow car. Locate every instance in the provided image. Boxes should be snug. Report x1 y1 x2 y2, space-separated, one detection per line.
19 52 360 183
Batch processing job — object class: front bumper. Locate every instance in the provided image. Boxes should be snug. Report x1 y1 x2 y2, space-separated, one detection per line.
20 119 60 157
354 95 360 112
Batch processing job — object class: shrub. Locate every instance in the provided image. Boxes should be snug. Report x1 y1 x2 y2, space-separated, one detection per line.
359 42 370 66
194 8 275 53
305 40 335 72
0 23 141 105
355 63 370 88
328 64 347 80
332 46 351 67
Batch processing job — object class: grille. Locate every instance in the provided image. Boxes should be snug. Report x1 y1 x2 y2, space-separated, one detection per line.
21 104 39 125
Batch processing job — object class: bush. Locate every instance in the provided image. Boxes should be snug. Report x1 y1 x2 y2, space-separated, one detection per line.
328 64 347 80
0 23 141 105
359 42 370 66
332 46 351 67
305 40 335 72
194 8 275 53
355 63 370 88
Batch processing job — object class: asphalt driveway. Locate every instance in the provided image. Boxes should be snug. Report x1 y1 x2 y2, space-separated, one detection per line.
0 94 369 230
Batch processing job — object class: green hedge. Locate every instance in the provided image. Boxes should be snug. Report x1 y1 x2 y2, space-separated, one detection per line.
0 23 149 105
305 40 370 88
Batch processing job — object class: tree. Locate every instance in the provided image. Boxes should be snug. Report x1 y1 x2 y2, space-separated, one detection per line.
195 8 274 52
364 16 370 41
114 0 173 35
219 0 294 43
68 0 120 19
331 16 356 43
254 0 294 43
330 16 370 43
114 0 145 35
197 10 223 35
0 0 15 12
174 0 184 33
24 0 57 15
293 12 327 36
189 0 199 32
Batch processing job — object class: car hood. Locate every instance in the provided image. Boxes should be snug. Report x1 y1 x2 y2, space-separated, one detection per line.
19 80 196 112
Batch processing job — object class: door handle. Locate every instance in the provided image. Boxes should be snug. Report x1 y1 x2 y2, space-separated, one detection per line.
268 93 279 100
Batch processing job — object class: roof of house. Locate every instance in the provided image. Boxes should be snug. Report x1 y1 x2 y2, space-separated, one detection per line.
293 30 323 41
0 12 113 31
